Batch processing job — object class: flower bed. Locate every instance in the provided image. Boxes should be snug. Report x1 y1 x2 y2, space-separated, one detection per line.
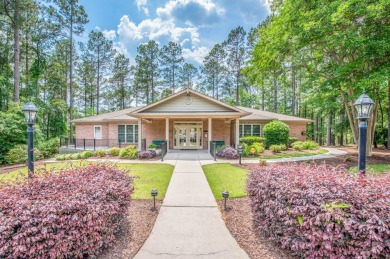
248 163 390 258
0 163 133 258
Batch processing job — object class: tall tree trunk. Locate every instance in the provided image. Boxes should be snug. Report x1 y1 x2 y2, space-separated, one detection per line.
96 47 100 114
273 69 277 112
69 8 74 139
388 80 390 150
327 113 332 146
13 0 20 102
315 114 319 143
319 117 323 146
340 110 344 146
291 64 296 116
236 73 240 105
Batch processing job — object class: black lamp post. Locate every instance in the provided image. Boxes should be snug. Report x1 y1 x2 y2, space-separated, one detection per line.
151 189 158 209
222 190 229 211
22 101 38 179
353 92 374 174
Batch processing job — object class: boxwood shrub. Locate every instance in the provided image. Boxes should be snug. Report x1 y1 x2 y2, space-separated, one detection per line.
288 137 299 147
0 163 133 258
108 147 121 156
6 144 43 164
239 136 266 146
95 149 107 157
248 163 390 258
263 120 289 148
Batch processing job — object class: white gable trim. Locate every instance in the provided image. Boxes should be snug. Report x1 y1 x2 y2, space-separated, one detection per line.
131 89 249 114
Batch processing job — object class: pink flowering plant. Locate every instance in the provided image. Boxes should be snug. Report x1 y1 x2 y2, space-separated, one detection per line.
0 163 133 258
248 163 390 258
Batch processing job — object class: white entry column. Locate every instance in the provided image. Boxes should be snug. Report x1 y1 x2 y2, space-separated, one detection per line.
208 118 212 152
138 118 142 150
235 118 240 148
165 118 169 148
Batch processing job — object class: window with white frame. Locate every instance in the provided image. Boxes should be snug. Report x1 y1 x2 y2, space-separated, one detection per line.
239 124 261 137
118 125 139 143
94 125 102 139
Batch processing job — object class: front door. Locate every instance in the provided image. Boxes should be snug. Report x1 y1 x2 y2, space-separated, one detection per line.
174 122 203 149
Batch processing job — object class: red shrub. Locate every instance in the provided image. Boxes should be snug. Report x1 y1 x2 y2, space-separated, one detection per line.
0 163 133 258
248 163 390 258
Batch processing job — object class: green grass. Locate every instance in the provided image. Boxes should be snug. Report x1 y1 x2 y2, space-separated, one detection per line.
349 164 390 176
256 148 328 159
0 162 174 200
202 163 248 200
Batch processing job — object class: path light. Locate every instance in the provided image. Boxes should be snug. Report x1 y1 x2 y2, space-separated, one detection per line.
151 189 158 209
22 101 38 179
353 91 374 174
222 190 229 211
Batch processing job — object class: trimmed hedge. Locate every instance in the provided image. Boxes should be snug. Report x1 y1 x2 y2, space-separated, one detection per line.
263 120 289 147
0 163 133 258
239 136 266 146
248 163 390 258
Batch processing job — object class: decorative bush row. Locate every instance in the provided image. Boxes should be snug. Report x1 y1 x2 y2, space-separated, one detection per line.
292 141 319 151
56 150 94 161
0 163 133 258
138 149 157 159
248 163 390 258
241 142 265 156
269 144 287 153
217 146 239 159
239 136 266 146
263 120 289 147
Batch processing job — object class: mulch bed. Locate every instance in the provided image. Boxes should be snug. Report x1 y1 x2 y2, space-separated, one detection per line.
218 198 293 259
98 199 161 259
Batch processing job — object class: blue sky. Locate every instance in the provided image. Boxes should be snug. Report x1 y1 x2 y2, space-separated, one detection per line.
79 0 270 65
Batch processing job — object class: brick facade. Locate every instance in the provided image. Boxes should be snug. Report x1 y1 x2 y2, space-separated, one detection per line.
75 119 307 149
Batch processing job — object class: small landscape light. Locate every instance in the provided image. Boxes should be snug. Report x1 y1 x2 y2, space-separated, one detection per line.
222 190 229 211
151 189 158 209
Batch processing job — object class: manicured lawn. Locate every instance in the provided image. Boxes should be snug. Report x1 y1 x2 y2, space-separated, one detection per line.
349 164 390 176
0 162 174 200
257 148 328 159
202 163 248 200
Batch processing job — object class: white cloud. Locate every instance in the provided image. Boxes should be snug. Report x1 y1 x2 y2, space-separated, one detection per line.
182 46 210 64
135 0 149 16
117 15 200 45
102 30 116 40
156 0 224 18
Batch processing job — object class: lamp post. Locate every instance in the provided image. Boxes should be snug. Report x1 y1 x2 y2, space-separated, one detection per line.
353 92 374 174
222 190 229 211
151 189 158 209
22 102 38 179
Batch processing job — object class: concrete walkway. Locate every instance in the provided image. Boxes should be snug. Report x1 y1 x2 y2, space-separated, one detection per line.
134 160 249 259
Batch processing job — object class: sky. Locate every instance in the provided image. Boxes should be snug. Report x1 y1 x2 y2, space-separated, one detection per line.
78 0 270 65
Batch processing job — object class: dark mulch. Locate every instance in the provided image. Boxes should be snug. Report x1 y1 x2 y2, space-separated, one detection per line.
237 147 390 172
218 197 293 259
98 199 161 259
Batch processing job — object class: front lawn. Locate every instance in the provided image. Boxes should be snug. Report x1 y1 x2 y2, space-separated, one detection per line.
349 164 390 176
202 163 248 200
0 162 174 200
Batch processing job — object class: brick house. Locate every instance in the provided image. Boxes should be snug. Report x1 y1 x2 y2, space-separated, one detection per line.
71 89 312 151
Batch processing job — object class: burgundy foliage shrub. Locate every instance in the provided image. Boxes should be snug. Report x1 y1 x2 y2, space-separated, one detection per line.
217 146 239 159
248 163 390 258
138 149 157 159
0 163 133 258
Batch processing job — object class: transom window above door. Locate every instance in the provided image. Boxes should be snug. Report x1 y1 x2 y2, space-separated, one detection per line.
239 124 261 137
118 125 138 143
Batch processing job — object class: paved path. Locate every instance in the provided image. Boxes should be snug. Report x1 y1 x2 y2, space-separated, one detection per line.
134 160 249 259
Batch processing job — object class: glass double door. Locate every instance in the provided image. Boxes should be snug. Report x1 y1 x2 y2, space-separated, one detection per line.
174 123 203 149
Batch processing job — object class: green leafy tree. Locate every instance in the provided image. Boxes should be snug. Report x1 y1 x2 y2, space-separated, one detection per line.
160 41 184 93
